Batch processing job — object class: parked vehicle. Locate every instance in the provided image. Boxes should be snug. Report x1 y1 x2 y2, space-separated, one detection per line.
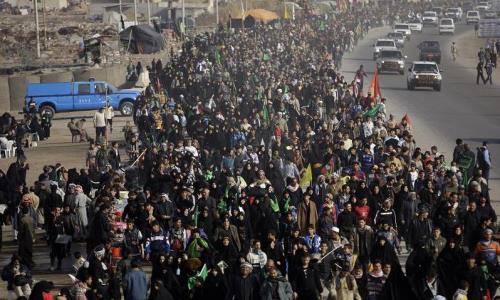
466 10 480 23
439 18 455 34
418 41 441 64
407 61 442 91
25 80 141 117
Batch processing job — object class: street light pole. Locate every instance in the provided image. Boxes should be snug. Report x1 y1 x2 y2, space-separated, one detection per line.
34 0 41 58
182 0 185 27
147 0 151 25
133 0 138 24
42 0 47 49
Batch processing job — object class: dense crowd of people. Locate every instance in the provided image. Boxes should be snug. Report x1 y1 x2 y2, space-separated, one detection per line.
0 2 499 300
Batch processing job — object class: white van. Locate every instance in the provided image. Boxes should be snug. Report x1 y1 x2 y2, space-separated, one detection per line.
466 10 480 24
439 18 455 34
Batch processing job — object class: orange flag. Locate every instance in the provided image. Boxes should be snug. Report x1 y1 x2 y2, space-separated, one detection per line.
368 68 382 101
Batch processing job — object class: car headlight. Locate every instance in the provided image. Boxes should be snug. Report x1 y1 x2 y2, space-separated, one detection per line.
375 49 380 52
399 61 404 66
381 60 385 64
415 75 419 79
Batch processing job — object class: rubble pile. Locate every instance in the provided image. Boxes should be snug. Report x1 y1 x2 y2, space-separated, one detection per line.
0 12 120 67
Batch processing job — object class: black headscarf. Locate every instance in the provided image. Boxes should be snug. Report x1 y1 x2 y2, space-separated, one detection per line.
436 240 466 299
29 280 54 300
370 236 399 266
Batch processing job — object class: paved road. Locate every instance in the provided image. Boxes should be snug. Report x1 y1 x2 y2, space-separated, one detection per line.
342 23 500 214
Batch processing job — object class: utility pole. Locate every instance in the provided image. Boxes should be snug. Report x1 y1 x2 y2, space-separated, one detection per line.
119 0 122 15
34 0 41 58
147 0 151 25
182 0 185 37
133 0 138 25
42 0 47 49
215 0 218 25
182 0 185 28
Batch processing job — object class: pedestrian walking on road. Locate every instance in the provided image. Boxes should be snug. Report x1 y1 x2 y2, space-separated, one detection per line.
476 62 486 84
484 61 494 84
451 42 458 61
477 141 492 182
104 102 114 133
93 107 107 144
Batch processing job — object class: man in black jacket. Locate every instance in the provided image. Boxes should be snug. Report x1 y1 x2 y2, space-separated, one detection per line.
108 141 121 170
409 207 433 250
291 254 323 300
228 262 260 300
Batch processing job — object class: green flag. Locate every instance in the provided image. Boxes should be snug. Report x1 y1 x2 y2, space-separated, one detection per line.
363 104 382 118
319 20 326 31
188 264 209 290
262 104 270 124
215 50 222 64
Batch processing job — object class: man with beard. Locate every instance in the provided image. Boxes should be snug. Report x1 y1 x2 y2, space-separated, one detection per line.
228 262 260 300
260 267 294 300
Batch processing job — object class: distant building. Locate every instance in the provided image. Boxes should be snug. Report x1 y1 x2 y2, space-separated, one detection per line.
5 0 68 9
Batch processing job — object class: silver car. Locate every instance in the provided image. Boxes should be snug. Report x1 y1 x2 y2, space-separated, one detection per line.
387 32 405 48
377 48 406 74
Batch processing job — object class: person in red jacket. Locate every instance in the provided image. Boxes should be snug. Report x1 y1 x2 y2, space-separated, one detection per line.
354 197 371 223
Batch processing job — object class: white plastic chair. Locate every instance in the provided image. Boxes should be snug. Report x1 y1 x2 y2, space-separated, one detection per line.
0 138 16 158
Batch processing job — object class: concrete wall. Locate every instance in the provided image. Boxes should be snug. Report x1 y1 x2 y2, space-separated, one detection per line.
1 63 128 113
8 75 40 111
0 77 11 113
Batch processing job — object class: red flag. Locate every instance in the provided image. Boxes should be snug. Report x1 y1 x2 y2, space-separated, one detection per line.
368 68 382 100
402 113 412 125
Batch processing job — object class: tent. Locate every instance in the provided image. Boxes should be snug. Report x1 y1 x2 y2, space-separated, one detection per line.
119 25 165 54
239 9 280 23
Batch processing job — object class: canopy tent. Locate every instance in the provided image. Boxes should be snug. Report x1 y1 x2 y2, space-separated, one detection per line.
239 9 280 23
119 25 165 54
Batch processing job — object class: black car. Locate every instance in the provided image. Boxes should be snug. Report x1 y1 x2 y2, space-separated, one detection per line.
418 41 441 64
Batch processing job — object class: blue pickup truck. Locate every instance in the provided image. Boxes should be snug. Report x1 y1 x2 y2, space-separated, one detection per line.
25 80 141 117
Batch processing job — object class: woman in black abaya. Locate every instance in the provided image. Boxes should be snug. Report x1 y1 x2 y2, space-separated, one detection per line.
436 239 466 299
370 236 399 266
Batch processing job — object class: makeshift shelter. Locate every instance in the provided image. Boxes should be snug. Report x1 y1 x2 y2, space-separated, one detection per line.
119 25 165 54
240 9 279 24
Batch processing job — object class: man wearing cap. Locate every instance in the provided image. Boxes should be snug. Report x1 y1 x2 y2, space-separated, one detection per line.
474 228 500 268
228 262 260 300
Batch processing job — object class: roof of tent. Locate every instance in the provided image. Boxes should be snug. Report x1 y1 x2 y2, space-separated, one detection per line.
119 24 165 54
239 9 280 21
